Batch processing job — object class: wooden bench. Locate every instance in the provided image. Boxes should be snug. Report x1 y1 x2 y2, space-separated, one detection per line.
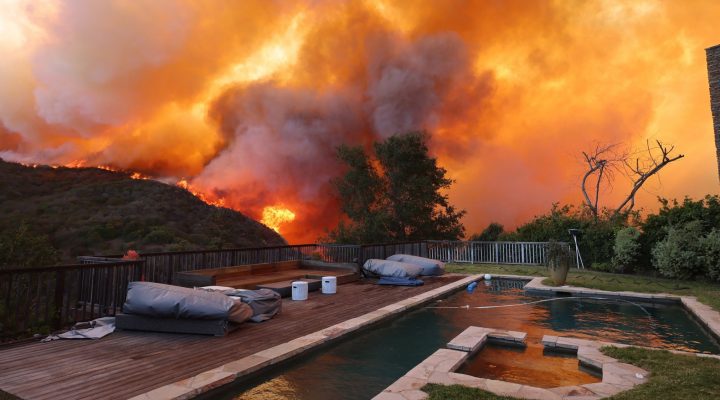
173 260 360 291
257 278 322 297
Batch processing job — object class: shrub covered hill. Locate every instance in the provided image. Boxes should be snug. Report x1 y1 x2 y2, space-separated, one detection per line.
0 159 285 265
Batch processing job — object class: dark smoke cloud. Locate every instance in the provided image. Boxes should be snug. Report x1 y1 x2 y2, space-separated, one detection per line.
193 30 494 240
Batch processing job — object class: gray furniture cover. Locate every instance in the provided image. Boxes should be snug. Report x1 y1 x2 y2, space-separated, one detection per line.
123 281 236 320
362 259 423 278
223 288 282 322
386 254 445 276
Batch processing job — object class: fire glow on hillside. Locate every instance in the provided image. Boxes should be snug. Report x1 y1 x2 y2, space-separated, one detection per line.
1 0 719 242
176 179 226 208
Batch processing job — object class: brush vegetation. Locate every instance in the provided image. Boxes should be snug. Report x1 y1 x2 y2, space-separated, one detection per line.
0 160 285 265
470 196 720 282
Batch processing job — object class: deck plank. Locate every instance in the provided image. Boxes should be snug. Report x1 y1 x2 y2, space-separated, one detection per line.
0 276 461 400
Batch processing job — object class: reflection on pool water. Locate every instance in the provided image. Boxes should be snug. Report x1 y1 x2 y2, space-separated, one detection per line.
217 279 719 400
457 344 602 388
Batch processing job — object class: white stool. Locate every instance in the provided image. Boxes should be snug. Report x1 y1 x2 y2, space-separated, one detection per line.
321 276 337 294
291 281 308 301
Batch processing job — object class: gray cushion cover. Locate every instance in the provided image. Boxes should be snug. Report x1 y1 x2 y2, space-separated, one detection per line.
386 254 445 276
223 288 282 322
362 259 423 278
123 281 235 320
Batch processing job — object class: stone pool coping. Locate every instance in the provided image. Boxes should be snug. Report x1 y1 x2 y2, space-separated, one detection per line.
129 274 482 400
374 326 653 400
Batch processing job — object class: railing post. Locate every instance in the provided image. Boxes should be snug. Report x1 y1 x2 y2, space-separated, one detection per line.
494 242 499 263
53 270 65 331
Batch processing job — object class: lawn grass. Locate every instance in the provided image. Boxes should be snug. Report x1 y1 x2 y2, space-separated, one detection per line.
445 263 720 311
421 347 720 399
422 383 516 399
601 346 720 399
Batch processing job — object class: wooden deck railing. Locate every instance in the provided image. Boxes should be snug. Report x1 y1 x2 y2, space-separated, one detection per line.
0 240 569 339
0 260 144 338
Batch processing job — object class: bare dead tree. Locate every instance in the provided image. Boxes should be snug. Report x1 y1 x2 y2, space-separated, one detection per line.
614 140 684 215
581 143 626 219
580 140 684 219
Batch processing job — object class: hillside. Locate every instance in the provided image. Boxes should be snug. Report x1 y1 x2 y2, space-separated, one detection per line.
0 160 286 263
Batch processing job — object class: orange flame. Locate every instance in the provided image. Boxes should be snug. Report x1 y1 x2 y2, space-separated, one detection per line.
129 172 148 180
176 178 226 208
65 160 87 168
261 206 296 234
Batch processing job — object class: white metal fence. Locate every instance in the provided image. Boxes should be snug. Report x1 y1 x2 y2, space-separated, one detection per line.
426 241 576 266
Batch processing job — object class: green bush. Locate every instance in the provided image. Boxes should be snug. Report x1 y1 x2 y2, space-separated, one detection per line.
639 195 720 269
612 227 641 273
470 222 504 241
513 203 623 265
703 229 720 282
166 239 192 252
590 261 614 272
652 221 706 279
143 228 176 245
0 223 59 268
580 221 617 266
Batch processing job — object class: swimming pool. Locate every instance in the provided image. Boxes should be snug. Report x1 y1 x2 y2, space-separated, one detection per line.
209 279 720 400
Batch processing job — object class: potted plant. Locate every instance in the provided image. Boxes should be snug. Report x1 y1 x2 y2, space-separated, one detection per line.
545 240 572 285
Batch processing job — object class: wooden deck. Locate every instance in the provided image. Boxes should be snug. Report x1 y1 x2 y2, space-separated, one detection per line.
0 276 462 400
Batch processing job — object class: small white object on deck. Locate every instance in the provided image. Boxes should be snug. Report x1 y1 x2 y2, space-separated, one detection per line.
484 274 492 280
322 276 337 294
292 281 308 300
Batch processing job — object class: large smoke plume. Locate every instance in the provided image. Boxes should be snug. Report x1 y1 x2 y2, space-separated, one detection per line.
1 0 718 242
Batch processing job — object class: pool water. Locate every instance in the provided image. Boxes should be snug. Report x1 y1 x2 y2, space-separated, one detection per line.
215 279 720 400
458 344 602 388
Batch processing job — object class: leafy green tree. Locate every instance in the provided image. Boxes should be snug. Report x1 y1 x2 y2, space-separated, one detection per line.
330 145 389 243
612 227 641 273
328 132 465 243
470 222 505 241
514 204 584 242
0 223 60 268
703 229 720 282
652 221 706 279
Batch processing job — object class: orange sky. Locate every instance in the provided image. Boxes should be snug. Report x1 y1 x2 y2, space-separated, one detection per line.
0 0 718 243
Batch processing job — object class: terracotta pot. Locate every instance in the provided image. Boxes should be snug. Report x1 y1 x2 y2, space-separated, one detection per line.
548 259 570 286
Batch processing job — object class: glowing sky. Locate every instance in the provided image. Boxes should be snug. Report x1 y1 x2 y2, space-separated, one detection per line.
1 0 718 242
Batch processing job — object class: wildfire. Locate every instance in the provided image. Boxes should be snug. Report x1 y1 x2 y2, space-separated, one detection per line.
3 0 720 244
65 160 87 168
176 178 226 208
261 206 296 234
65 161 151 180
129 172 149 180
